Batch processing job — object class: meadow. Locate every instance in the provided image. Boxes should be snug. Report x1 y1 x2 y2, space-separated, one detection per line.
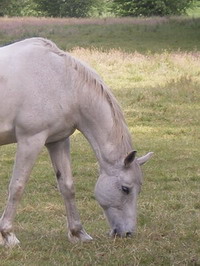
0 17 200 265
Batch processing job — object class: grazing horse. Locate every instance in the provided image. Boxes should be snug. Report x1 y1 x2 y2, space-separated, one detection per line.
0 38 153 247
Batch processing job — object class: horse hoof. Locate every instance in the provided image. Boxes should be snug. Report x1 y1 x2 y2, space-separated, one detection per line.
68 229 93 243
0 232 20 248
79 230 93 242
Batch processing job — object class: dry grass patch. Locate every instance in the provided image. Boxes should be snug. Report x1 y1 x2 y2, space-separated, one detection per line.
0 16 169 31
72 48 200 89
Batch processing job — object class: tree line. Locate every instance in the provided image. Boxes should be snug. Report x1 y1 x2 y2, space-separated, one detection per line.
0 0 194 18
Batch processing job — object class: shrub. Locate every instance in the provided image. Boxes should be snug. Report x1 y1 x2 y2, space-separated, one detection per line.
34 0 94 18
112 0 194 17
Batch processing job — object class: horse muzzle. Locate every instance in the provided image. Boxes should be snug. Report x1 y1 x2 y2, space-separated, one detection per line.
110 228 133 238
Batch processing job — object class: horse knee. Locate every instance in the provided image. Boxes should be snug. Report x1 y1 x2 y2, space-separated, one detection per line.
62 184 75 199
57 178 75 199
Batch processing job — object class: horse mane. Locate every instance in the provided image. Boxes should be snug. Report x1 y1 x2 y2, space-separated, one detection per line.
35 38 133 154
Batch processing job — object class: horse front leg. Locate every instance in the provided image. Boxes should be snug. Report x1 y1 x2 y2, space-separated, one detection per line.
46 138 92 243
0 134 46 247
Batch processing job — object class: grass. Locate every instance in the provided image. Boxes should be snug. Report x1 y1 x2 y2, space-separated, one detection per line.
0 17 200 265
0 17 200 53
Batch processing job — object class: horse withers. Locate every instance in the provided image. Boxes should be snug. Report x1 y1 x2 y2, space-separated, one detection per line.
0 38 153 247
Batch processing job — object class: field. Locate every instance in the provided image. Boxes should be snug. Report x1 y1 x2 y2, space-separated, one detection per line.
0 17 200 265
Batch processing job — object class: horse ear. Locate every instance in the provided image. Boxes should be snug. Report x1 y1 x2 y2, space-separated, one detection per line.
124 151 137 167
137 152 154 165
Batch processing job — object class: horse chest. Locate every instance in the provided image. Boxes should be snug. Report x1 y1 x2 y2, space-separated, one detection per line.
0 123 16 145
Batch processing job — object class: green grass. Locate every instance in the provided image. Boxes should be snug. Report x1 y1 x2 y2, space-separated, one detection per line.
0 17 200 53
0 17 200 265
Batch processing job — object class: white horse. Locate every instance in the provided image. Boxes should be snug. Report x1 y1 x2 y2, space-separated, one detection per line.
0 38 153 247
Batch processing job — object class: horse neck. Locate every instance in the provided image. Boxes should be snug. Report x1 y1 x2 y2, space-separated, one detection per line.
77 85 133 171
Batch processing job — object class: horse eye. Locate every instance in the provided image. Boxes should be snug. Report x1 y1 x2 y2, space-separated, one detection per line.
121 186 130 195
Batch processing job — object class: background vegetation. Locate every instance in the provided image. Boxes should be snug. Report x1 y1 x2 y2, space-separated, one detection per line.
0 0 196 17
0 16 200 265
113 0 194 17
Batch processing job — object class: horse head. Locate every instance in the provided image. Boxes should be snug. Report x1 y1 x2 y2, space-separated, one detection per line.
95 151 153 237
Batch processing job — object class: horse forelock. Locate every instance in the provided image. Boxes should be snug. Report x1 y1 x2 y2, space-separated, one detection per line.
36 38 133 154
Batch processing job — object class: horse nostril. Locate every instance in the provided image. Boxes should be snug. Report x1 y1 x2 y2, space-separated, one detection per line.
112 229 132 237
113 228 118 235
126 232 132 237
